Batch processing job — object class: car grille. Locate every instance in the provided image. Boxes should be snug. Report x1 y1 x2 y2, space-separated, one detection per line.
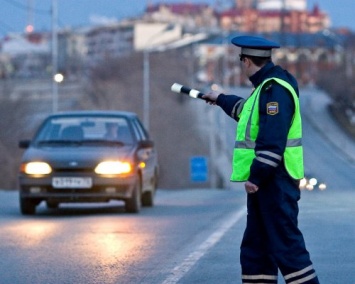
53 168 93 173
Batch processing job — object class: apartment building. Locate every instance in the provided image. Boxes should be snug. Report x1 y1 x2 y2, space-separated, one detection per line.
144 3 218 32
220 2 329 33
86 22 134 64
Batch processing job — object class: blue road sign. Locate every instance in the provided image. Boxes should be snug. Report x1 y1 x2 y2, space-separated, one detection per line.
190 156 208 182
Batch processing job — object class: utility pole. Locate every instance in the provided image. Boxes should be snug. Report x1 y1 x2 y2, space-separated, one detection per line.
51 0 58 113
142 24 175 130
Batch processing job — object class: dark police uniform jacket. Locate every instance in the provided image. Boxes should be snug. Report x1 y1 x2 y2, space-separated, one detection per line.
216 62 299 186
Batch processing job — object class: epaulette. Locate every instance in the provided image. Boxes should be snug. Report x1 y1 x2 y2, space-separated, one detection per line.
264 83 272 91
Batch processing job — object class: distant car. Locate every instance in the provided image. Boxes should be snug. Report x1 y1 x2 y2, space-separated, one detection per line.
18 111 159 215
299 172 327 191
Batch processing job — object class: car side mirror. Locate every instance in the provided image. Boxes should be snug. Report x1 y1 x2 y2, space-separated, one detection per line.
138 140 154 148
18 140 31 149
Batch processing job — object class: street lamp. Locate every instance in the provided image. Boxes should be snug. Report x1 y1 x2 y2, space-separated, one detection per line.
142 24 175 131
54 73 64 83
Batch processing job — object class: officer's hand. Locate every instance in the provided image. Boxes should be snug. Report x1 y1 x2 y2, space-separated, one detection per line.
245 181 259 194
202 91 219 105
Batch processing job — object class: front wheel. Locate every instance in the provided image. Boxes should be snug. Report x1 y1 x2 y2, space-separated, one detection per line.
20 197 36 215
142 172 158 207
142 191 154 207
125 180 141 213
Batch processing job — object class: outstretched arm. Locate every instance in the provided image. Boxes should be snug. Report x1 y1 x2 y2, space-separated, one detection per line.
203 91 246 122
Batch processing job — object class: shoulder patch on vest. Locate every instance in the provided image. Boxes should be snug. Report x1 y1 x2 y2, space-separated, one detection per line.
267 102 279 115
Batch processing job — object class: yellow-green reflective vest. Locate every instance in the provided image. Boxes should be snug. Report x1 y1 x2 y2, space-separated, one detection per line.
231 77 304 181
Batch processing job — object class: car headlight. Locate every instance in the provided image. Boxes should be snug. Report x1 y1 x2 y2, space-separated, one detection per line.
95 161 132 175
299 178 307 188
21 162 52 175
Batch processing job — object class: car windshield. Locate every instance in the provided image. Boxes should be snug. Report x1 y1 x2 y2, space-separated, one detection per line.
34 115 134 146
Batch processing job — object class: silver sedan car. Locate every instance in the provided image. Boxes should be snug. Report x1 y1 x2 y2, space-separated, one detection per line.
18 111 159 215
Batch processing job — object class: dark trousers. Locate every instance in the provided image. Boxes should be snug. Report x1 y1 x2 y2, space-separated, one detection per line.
240 169 320 283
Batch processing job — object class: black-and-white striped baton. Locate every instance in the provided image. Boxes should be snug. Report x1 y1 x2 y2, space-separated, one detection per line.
171 83 211 102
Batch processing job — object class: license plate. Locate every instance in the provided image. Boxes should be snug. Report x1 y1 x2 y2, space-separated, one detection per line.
52 177 93 189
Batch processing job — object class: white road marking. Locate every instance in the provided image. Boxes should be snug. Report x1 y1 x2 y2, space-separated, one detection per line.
161 206 247 284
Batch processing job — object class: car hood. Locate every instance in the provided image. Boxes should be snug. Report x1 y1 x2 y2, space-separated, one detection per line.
21 145 136 169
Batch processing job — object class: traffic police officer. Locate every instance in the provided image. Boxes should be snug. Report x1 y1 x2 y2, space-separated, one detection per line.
203 36 320 283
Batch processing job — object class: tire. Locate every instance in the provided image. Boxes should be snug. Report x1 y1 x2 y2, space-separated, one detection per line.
142 178 156 207
142 171 158 207
125 179 141 213
142 191 154 207
20 197 36 215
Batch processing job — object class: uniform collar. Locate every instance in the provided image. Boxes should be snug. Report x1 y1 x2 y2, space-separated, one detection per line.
249 62 275 87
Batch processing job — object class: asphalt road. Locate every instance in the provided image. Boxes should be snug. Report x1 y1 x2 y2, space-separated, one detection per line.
0 87 354 284
0 187 247 284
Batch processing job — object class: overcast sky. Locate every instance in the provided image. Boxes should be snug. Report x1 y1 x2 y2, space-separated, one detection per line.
0 0 353 37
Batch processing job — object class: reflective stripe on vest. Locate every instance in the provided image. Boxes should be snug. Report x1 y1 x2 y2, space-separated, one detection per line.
230 77 304 181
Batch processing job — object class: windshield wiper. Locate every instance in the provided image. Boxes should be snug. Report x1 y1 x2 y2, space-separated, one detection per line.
78 139 125 146
37 140 82 146
37 139 126 147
